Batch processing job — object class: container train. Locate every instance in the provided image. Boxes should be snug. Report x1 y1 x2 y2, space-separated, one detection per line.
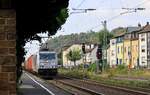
25 50 58 77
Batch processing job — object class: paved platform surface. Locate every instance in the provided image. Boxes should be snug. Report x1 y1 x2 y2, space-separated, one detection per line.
18 71 71 95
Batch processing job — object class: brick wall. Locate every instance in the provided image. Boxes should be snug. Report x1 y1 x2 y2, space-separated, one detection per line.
0 10 16 95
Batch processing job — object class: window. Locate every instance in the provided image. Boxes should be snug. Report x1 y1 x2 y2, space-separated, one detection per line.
118 38 120 42
141 38 145 41
39 53 56 60
142 57 145 64
118 47 119 53
141 45 145 49
112 41 115 45
120 59 122 64
148 38 150 43
148 50 150 55
117 58 118 65
136 34 138 38
121 46 123 53
134 33 136 38
142 49 145 52
128 47 130 52
141 34 145 37
111 50 114 56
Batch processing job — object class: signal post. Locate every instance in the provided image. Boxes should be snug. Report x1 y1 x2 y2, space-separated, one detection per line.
96 44 103 73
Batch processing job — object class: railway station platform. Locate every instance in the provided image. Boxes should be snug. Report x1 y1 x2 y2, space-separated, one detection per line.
18 71 50 95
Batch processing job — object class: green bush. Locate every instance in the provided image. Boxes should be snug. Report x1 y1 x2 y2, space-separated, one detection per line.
115 64 128 74
87 63 97 72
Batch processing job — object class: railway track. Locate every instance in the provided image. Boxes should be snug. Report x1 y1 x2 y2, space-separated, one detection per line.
25 71 150 95
47 78 103 95
48 76 150 95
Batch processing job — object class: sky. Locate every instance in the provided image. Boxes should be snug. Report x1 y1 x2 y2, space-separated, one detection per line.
24 0 150 59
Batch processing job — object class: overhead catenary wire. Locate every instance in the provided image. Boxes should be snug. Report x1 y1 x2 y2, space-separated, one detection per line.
89 13 123 31
96 0 108 9
70 0 150 33
89 0 149 31
134 0 149 8
76 0 86 8
121 0 149 11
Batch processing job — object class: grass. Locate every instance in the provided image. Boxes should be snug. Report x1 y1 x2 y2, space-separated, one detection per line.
107 66 150 79
58 66 150 89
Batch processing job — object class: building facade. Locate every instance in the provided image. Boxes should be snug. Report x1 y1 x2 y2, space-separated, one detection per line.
116 35 124 65
131 30 139 68
90 46 98 63
62 44 82 67
139 32 148 67
123 27 140 68
62 44 97 67
147 32 150 69
107 46 110 66
123 31 131 67
123 39 131 67
139 23 150 68
131 40 139 68
109 38 117 67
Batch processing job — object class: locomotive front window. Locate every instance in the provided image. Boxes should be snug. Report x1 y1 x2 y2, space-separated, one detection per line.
40 53 55 60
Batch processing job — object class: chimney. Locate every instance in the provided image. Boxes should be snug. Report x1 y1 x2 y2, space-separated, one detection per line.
138 23 141 27
147 22 149 25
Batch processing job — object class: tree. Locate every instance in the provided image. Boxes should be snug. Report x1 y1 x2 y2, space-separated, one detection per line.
66 49 81 66
16 0 69 83
98 29 113 46
58 50 63 65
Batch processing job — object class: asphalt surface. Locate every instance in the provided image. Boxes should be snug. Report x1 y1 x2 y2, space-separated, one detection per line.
18 71 71 95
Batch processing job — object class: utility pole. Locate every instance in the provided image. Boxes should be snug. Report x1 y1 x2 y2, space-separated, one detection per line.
82 43 86 78
101 20 107 71
96 44 102 73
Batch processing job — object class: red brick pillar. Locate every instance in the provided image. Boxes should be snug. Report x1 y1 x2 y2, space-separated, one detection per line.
0 10 16 95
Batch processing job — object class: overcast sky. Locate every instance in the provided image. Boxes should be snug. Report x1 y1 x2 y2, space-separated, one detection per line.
25 0 150 59
55 0 150 36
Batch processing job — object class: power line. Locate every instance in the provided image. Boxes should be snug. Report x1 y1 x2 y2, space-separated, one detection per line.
90 13 122 31
89 0 149 31
76 0 86 8
96 0 107 9
134 0 149 8
73 0 149 31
